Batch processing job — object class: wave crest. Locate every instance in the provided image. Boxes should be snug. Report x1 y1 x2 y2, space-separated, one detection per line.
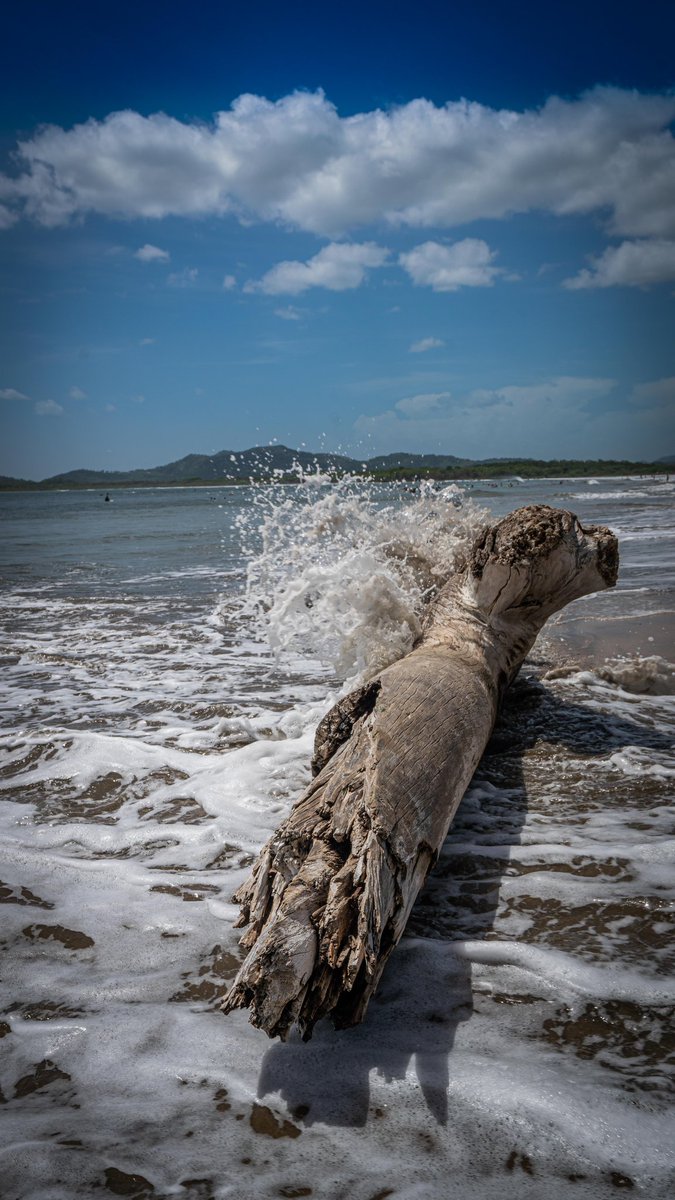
231 478 488 684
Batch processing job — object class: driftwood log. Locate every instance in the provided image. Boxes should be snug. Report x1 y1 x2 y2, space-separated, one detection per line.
222 505 618 1039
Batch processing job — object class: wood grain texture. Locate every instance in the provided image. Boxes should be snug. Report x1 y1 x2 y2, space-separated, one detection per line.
221 505 618 1039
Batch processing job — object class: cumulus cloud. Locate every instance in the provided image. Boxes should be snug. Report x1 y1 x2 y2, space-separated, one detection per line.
0 205 17 230
409 336 445 353
395 391 449 416
1 88 672 239
167 267 198 287
222 273 236 289
469 377 616 407
69 386 86 399
274 305 303 320
629 376 675 408
245 242 389 294
400 239 500 290
354 376 619 458
135 243 169 263
35 399 63 416
564 238 675 289
0 387 29 400
139 337 156 345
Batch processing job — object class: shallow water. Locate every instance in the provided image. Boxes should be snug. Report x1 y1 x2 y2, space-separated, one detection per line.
0 476 673 1200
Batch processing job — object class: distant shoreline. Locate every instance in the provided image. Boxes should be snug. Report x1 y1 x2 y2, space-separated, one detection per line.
0 460 671 492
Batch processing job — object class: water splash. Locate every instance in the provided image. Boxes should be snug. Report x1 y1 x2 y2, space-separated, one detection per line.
228 476 488 685
547 654 675 696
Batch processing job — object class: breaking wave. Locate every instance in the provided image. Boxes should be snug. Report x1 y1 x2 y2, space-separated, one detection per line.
226 477 488 684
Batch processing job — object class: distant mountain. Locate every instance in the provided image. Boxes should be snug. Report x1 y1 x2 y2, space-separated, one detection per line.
39 445 476 487
0 445 671 489
366 452 470 470
43 445 363 487
655 455 675 465
0 474 35 489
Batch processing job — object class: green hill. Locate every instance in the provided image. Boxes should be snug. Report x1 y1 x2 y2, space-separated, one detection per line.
366 452 470 471
1 446 672 490
42 445 363 487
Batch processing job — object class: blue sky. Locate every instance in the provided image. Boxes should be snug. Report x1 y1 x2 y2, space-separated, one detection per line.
1 0 674 478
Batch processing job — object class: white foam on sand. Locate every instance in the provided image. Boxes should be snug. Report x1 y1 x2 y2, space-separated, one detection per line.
1 479 674 1199
570 483 675 501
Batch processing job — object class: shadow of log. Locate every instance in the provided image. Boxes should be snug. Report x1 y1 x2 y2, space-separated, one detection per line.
226 508 619 1039
257 671 668 1127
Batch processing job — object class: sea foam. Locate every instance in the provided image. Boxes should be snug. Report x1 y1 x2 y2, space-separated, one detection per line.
1 478 674 1199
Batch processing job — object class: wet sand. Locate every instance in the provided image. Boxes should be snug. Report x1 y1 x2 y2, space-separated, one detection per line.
541 611 674 675
1 480 673 1199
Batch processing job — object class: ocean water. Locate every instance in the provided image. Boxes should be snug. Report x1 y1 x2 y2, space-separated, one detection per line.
0 476 673 1200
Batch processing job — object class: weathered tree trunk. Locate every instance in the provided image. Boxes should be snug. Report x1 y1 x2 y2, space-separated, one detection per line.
222 505 618 1039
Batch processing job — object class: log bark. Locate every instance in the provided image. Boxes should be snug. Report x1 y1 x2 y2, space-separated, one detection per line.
221 505 618 1039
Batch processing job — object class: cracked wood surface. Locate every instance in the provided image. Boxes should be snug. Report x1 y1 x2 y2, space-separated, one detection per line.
221 505 618 1039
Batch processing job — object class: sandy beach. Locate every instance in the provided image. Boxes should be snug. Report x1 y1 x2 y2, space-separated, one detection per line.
0 477 673 1199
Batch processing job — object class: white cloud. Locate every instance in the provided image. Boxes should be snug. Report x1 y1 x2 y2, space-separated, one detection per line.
467 377 616 411
274 305 303 320
2 88 672 240
245 242 389 295
167 267 198 287
104 403 117 413
69 386 86 399
395 391 450 416
564 238 675 289
629 376 675 408
354 376 619 458
35 399 63 416
409 336 445 353
139 337 156 345
0 204 17 229
135 243 170 263
400 239 500 291
0 387 29 400
223 273 237 289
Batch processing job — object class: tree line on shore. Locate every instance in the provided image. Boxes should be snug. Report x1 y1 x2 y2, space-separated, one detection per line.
0 452 671 491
